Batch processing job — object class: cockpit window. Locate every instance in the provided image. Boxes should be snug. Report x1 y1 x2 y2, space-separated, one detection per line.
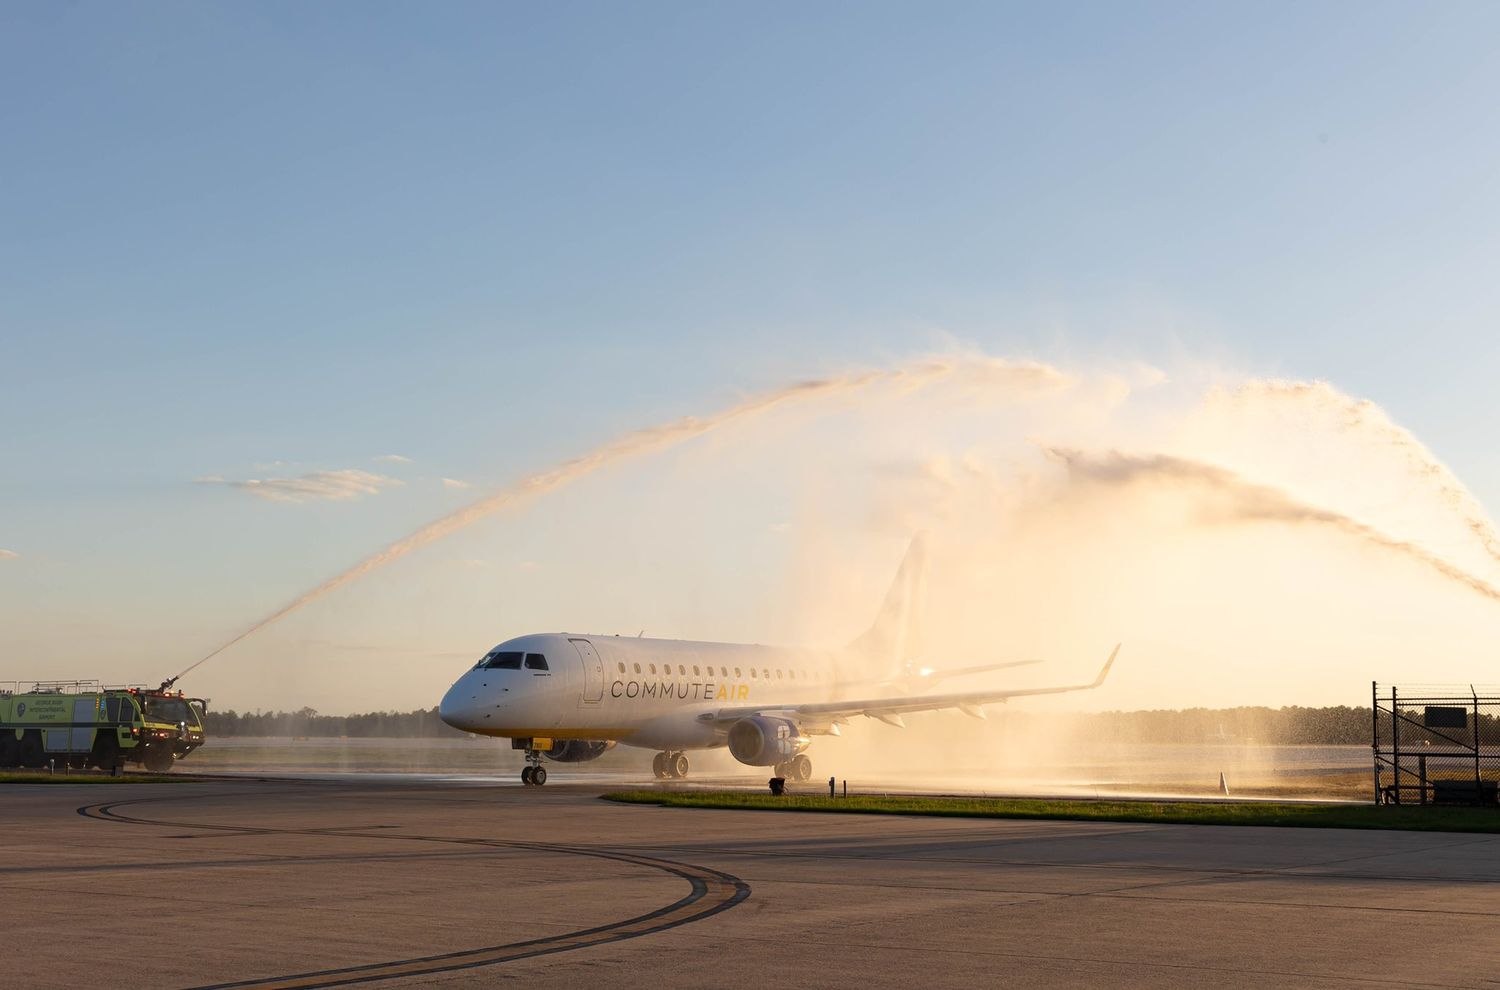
477 650 524 670
525 653 548 671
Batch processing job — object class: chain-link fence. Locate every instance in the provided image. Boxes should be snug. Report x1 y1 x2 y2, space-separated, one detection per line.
1372 683 1500 806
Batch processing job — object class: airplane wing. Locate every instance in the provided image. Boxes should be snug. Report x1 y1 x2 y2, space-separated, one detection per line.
702 644 1119 728
837 658 1043 694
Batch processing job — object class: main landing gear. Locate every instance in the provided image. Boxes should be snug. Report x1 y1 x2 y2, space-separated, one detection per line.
520 750 548 786
652 751 689 780
774 754 813 782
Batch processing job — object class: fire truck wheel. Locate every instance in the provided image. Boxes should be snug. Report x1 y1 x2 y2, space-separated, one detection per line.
92 737 120 771
18 731 44 769
143 749 174 773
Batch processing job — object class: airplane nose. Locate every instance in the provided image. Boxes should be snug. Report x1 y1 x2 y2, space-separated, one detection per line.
439 680 474 731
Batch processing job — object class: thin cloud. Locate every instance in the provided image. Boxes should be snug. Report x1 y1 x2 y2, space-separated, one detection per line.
441 477 472 489
374 454 413 464
0 549 18 560
199 469 403 504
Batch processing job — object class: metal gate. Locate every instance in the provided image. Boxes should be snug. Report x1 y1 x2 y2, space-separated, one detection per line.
570 639 604 705
1372 682 1500 806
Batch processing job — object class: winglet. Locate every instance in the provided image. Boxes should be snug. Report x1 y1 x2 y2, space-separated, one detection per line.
1089 644 1121 688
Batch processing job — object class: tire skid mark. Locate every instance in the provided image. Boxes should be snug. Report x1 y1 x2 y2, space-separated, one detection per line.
78 794 749 989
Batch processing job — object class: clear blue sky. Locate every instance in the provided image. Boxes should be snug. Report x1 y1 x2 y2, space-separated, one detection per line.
4 2 1500 702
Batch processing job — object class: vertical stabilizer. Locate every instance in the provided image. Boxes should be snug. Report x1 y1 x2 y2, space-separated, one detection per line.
846 533 927 674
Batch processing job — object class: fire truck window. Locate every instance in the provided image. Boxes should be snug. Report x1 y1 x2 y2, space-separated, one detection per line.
105 697 120 720
144 696 193 723
524 654 548 671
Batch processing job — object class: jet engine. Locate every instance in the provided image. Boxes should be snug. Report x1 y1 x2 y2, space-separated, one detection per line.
726 716 810 766
543 740 615 763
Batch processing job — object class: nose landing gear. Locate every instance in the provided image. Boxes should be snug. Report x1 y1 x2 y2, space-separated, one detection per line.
773 754 812 782
521 750 548 786
652 751 690 779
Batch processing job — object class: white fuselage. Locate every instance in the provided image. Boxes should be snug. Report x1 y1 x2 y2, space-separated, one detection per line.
438 633 851 750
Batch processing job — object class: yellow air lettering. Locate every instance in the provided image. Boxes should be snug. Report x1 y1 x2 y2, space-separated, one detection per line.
737 685 750 701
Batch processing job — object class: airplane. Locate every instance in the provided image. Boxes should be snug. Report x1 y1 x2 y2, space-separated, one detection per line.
438 536 1119 786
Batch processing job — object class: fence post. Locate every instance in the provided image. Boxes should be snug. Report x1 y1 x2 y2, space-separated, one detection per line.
1391 685 1401 805
1371 681 1380 805
1474 685 1482 805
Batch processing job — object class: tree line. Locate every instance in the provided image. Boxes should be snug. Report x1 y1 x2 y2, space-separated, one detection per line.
203 707 461 738
202 704 1394 744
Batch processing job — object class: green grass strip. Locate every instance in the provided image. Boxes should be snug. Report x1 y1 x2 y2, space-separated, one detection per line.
602 790 1500 833
0 772 196 785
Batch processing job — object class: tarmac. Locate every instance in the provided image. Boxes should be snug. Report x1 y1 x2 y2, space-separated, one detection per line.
3 777 1499 989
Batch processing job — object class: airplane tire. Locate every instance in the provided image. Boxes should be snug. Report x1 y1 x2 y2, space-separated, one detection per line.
521 766 534 785
670 753 689 779
652 753 668 778
532 767 547 786
790 754 812 782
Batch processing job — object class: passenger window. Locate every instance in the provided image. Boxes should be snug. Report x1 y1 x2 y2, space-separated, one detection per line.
721 667 728 678
633 663 641 674
777 670 783 679
618 662 626 673
678 665 686 676
734 668 742 678
693 665 700 676
750 668 757 679
649 664 657 674
525 654 548 671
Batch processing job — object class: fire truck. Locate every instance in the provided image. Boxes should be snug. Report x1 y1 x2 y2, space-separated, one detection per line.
0 681 206 772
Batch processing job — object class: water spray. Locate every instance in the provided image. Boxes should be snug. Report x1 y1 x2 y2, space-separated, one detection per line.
159 353 1500 704
165 357 1065 687
1049 448 1500 604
